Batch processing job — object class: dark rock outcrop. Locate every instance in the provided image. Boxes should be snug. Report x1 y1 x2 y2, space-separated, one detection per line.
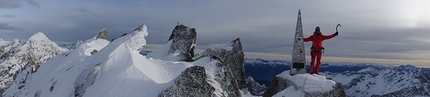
167 24 196 62
160 66 215 97
96 29 108 39
90 50 98 55
263 76 289 97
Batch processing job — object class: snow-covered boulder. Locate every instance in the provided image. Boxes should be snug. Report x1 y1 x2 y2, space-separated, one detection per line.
264 71 346 97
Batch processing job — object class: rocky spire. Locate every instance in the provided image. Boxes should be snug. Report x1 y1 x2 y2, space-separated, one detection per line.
167 24 196 62
96 29 108 39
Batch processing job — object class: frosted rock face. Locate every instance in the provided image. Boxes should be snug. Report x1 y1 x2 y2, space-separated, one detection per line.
159 66 215 97
96 29 108 39
202 38 246 89
167 25 196 62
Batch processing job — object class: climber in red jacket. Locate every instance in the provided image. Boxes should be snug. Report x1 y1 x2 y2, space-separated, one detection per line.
303 26 338 74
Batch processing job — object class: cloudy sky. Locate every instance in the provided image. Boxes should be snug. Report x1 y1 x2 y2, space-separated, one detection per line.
1 0 429 67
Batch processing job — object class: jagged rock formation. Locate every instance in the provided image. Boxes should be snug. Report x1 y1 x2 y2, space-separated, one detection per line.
158 37 246 97
263 72 346 97
0 32 67 94
96 29 108 39
246 76 267 96
202 38 246 89
160 66 215 97
201 38 246 96
167 25 196 62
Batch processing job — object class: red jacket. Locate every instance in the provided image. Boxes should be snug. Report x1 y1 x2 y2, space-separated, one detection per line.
303 31 337 48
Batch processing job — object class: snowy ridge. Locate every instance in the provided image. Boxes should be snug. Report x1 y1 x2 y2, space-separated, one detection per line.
3 24 247 97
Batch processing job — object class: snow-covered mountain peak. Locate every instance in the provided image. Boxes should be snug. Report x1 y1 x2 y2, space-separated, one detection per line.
28 32 50 42
0 32 68 94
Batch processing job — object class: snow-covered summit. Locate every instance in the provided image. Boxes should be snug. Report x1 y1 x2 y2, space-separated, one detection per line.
27 32 50 41
23 32 68 68
264 70 345 97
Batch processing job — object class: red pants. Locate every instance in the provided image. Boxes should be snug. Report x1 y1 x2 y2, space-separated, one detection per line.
310 48 322 73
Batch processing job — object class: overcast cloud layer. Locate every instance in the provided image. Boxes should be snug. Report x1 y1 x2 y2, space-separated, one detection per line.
0 0 429 67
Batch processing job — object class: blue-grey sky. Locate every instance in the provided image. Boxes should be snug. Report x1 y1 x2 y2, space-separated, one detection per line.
1 0 429 67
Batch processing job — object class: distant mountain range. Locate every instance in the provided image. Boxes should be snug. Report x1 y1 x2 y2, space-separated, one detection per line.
244 58 430 97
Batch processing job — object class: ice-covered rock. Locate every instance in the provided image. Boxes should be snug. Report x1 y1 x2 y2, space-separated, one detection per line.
202 38 246 89
198 38 245 96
